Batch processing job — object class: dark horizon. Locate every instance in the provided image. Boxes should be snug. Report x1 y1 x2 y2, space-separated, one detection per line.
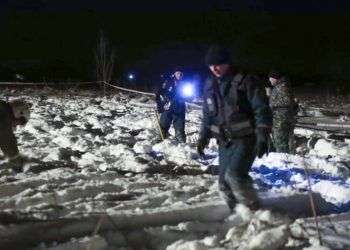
3 0 350 13
0 1 350 86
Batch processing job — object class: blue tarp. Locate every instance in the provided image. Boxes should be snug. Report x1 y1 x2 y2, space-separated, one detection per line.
149 149 350 213
252 165 350 213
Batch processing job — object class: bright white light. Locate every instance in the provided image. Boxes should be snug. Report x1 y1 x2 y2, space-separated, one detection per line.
181 83 194 98
128 74 134 80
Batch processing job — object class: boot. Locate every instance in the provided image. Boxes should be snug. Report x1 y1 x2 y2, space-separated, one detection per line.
175 131 186 143
219 184 237 213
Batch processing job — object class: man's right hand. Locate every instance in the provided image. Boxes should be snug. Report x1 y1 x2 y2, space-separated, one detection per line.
197 137 208 157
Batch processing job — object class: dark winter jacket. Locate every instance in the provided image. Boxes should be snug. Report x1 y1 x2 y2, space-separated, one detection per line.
156 78 186 114
199 72 272 144
0 101 19 158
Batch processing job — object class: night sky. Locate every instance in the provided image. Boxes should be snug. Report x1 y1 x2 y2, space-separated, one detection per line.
0 0 350 86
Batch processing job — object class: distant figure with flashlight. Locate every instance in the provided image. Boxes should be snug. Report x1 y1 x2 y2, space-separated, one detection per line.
197 45 272 212
156 68 192 142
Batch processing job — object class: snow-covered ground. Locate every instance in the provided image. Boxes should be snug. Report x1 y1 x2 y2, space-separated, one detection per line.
0 87 349 250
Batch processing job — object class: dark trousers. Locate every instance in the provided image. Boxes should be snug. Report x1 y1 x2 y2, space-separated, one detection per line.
218 135 259 211
159 110 186 142
0 124 19 159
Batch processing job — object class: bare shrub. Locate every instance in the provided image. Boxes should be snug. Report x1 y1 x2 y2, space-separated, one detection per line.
95 31 115 83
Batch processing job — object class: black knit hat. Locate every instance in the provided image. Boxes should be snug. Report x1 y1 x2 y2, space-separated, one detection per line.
268 70 282 79
173 66 183 73
205 45 232 66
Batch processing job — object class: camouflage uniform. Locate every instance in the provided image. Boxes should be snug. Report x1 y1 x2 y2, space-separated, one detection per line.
269 78 296 153
199 72 272 210
0 101 20 159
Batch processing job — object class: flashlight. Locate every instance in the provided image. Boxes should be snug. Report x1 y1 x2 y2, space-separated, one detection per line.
180 82 195 98
128 73 135 80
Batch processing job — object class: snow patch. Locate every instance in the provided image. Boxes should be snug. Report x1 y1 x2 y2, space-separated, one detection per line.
312 181 350 206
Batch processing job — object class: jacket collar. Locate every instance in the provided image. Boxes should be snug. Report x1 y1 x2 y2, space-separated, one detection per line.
216 68 238 82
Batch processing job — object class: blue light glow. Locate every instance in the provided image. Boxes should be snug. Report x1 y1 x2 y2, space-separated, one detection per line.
128 74 135 80
181 82 195 98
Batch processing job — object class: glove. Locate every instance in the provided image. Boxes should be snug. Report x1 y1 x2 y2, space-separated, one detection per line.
164 101 171 111
157 106 164 113
256 128 270 158
197 137 208 157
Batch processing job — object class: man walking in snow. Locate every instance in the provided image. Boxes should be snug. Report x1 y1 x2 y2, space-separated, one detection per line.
156 68 187 142
197 45 272 211
0 99 31 172
268 70 297 153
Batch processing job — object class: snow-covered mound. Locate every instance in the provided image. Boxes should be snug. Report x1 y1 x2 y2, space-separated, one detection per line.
0 87 349 249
